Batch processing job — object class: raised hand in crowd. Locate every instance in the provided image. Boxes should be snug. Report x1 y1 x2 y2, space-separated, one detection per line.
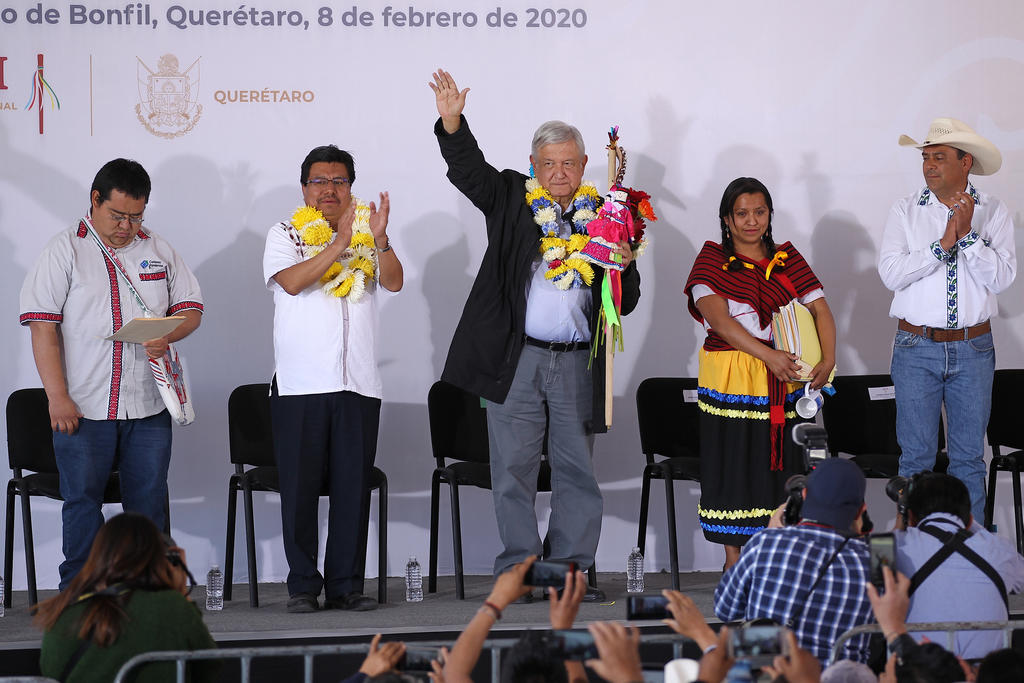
696 627 735 683
585 621 644 683
430 69 470 134
761 630 821 683
442 556 535 683
550 570 588 682
661 589 718 653
356 634 406 678
427 647 448 683
866 565 912 645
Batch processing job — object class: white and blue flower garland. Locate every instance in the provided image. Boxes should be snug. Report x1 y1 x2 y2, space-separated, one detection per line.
525 178 602 289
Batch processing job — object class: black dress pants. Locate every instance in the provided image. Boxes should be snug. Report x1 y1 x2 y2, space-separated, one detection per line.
270 385 381 599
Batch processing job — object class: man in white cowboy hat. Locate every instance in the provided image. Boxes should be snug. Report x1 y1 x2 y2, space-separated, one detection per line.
878 117 1016 523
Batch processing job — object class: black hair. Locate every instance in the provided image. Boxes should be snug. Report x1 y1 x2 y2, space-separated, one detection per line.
905 472 971 526
894 642 965 683
300 145 355 185
500 631 568 683
718 176 776 269
91 159 151 204
955 149 967 160
976 647 1024 683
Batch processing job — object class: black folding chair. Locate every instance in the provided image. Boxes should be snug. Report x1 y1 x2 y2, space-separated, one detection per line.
223 383 388 607
4 388 167 608
984 369 1024 553
635 378 702 591
822 374 947 478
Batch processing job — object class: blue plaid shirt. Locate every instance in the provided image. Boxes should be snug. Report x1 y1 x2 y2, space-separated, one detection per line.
714 524 873 665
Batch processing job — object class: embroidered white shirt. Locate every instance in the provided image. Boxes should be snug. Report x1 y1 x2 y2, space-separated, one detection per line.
19 220 204 420
263 221 384 399
878 184 1016 328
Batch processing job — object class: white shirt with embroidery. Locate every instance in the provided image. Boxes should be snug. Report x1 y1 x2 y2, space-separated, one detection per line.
263 221 383 399
878 184 1016 329
19 220 204 421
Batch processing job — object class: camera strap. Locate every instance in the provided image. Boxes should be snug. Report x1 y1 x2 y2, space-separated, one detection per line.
909 524 1008 612
785 535 850 629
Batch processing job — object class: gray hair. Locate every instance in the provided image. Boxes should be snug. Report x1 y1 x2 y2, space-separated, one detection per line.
821 659 878 683
531 120 585 160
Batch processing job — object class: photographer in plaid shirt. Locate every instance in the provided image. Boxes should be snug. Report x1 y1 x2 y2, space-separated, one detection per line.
713 458 874 665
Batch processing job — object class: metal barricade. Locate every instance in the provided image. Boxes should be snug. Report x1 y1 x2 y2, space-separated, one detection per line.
113 632 693 683
829 620 1017 664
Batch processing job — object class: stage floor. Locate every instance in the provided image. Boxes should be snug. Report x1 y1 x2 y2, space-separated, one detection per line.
6 570 1024 648
0 571 722 648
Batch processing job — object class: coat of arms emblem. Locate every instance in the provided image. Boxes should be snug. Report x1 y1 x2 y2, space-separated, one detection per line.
136 54 201 139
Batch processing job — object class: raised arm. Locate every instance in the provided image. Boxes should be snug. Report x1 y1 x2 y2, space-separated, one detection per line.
430 69 469 134
369 192 404 292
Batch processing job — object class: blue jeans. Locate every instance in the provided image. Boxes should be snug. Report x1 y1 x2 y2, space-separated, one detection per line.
486 345 600 576
52 410 172 589
891 330 994 521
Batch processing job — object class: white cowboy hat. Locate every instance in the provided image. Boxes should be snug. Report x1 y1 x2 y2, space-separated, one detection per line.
899 117 1002 176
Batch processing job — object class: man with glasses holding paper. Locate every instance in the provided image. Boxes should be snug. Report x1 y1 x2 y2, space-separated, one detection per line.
263 145 402 612
19 158 204 589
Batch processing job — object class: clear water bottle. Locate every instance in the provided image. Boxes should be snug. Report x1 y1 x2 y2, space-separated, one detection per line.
626 547 644 593
405 556 423 602
206 565 224 611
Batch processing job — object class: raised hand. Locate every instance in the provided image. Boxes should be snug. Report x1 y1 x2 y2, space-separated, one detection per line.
430 69 469 133
368 191 390 242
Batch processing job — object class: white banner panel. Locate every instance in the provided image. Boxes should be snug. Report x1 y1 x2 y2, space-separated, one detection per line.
2 0 1023 590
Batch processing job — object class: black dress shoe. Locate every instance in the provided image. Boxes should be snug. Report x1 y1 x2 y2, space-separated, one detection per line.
286 593 319 613
324 592 378 612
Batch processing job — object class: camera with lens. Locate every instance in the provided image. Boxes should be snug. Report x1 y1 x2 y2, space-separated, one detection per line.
782 424 829 525
886 475 911 522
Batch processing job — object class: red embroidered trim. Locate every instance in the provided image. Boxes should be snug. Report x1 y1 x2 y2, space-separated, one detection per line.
103 257 123 420
168 301 203 315
76 221 88 238
138 271 166 281
137 229 150 240
20 312 62 324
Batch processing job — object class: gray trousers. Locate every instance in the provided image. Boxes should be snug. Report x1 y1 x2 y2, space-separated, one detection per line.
486 345 601 576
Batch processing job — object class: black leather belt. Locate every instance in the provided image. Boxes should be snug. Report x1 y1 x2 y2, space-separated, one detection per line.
524 335 590 352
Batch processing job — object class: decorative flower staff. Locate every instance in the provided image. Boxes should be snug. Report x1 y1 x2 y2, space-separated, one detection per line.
579 126 657 427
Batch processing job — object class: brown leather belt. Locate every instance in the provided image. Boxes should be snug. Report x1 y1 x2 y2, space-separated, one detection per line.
898 318 991 342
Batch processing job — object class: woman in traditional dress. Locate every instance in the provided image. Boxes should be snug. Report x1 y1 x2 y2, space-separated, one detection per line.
684 177 836 570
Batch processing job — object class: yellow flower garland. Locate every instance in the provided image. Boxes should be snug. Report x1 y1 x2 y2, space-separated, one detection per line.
290 202 376 302
525 179 601 290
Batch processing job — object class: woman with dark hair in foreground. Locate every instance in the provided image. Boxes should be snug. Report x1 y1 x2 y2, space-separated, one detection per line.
35 512 217 682
684 177 836 570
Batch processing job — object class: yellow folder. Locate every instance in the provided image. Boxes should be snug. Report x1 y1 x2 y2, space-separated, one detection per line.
771 301 823 381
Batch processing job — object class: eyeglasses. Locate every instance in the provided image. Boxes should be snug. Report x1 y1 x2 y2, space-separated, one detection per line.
304 177 351 188
109 210 144 226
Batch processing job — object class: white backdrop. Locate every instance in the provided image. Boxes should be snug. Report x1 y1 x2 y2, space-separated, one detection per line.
2 0 1024 591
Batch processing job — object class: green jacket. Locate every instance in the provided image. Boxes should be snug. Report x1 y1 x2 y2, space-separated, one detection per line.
40 589 218 683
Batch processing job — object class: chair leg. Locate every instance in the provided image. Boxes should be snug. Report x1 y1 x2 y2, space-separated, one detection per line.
1012 467 1024 556
224 478 238 602
637 467 652 555
242 478 259 608
663 467 680 591
377 478 388 605
4 485 15 609
163 493 171 535
19 486 38 607
984 461 998 531
429 472 441 594
449 481 465 600
587 563 597 589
